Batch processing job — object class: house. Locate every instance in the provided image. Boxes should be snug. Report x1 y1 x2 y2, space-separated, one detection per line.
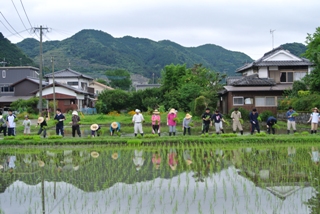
135 84 161 91
218 46 314 115
33 82 94 113
89 80 114 96
0 66 40 108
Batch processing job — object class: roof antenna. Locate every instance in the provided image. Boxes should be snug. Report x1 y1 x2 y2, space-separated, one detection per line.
270 29 276 49
68 59 71 69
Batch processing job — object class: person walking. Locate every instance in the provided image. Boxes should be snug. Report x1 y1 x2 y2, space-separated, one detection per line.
71 111 81 137
212 110 225 134
22 115 31 135
249 108 260 135
307 107 320 134
0 115 7 136
6 110 16 136
110 122 121 136
132 109 144 137
37 116 47 138
167 108 177 136
151 109 161 136
231 108 243 135
201 108 212 134
182 113 192 135
266 116 277 134
54 108 65 137
286 106 297 134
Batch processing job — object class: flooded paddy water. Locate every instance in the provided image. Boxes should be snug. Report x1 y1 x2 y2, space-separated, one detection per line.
0 145 319 214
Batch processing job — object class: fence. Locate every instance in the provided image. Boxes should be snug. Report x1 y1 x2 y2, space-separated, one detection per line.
81 108 97 115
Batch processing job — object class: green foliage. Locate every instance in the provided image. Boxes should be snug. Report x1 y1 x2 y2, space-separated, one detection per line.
279 93 320 111
105 69 132 90
301 131 309 135
143 134 160 139
194 96 208 116
96 78 108 85
287 81 308 97
281 42 307 57
255 132 267 137
259 111 273 122
48 135 63 139
127 139 142 145
10 97 41 114
220 133 237 138
96 89 130 113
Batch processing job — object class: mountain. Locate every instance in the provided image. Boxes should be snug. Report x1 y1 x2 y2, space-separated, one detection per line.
16 29 252 78
0 33 34 67
281 42 307 57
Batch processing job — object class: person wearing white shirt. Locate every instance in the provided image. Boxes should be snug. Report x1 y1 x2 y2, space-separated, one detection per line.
6 110 16 136
307 107 320 134
133 150 144 171
132 109 144 136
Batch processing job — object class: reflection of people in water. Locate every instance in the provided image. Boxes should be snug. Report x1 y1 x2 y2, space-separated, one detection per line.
133 150 144 171
309 147 319 165
183 150 192 166
111 151 120 160
7 155 16 172
152 151 161 169
287 147 296 164
168 149 178 170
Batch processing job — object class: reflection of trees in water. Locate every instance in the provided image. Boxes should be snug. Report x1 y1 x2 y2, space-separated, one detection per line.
305 168 320 213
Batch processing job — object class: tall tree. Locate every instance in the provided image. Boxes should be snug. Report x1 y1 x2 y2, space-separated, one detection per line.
303 27 320 92
105 69 132 90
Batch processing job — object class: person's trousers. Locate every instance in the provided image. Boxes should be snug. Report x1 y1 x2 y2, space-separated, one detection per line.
7 128 15 136
38 127 47 137
56 125 64 136
214 123 221 133
251 123 260 134
0 126 7 136
152 125 160 134
287 121 296 131
72 125 81 137
232 121 243 132
202 123 210 133
134 123 143 134
183 127 191 135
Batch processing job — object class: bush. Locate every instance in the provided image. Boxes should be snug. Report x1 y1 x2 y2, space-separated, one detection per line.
259 110 273 122
194 96 208 116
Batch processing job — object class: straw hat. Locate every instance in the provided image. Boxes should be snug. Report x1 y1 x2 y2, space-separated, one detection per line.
135 109 141 113
169 108 176 114
37 117 44 124
38 161 45 167
111 122 118 129
91 151 99 158
153 109 160 114
185 113 192 119
186 159 193 165
72 111 78 116
0 165 3 169
313 107 318 111
73 165 80 171
111 152 118 160
90 124 99 131
0 115 2 119
25 115 28 118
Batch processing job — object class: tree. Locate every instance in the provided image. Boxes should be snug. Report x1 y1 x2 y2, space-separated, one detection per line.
303 27 320 92
105 69 132 90
96 78 108 86
96 89 130 113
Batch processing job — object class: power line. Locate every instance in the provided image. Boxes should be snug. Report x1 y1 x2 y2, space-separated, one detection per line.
0 20 15 35
11 0 29 34
20 0 32 28
0 11 24 39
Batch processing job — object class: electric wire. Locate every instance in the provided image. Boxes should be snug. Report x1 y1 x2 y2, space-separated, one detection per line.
0 11 24 38
0 20 15 35
11 0 30 34
19 0 33 28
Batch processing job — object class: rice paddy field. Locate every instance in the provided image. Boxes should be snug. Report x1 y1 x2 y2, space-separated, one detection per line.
0 143 319 214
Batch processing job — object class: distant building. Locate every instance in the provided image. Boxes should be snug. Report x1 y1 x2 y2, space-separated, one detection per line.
135 84 161 91
89 80 114 96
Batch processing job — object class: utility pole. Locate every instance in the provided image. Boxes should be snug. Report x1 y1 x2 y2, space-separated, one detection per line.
51 56 56 113
19 58 22 66
0 58 7 67
270 29 276 49
153 73 155 84
34 25 49 115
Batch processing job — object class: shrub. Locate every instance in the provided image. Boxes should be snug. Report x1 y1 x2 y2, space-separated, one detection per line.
194 96 208 116
255 132 267 137
259 110 273 122
301 131 309 135
127 139 142 145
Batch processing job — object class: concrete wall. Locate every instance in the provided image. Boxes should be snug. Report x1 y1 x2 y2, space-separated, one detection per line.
277 111 310 123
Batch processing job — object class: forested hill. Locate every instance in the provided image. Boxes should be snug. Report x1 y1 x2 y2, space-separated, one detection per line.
281 42 307 57
16 29 252 78
0 33 34 67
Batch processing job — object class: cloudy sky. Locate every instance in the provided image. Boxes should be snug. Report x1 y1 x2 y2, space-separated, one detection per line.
1 0 320 59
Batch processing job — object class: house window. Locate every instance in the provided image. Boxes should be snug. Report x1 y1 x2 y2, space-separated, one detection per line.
280 72 293 82
67 82 78 86
233 97 244 105
2 70 6 78
294 72 306 81
255 96 276 106
1 86 14 92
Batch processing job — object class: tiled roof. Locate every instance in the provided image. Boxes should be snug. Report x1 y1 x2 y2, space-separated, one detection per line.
223 84 292 92
44 68 93 80
31 81 93 95
230 74 276 86
254 60 313 67
10 77 48 86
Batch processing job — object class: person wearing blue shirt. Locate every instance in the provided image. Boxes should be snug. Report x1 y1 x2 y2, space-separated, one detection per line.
249 108 260 135
286 106 296 134
54 108 65 137
110 122 121 136
266 116 277 134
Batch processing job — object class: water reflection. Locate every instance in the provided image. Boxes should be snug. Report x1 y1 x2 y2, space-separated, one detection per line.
0 146 319 213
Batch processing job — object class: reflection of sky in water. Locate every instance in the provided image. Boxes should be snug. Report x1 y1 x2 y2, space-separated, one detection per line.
0 167 313 214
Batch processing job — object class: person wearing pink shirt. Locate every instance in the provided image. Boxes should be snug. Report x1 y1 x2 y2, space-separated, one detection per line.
151 109 161 136
168 148 178 170
167 108 177 136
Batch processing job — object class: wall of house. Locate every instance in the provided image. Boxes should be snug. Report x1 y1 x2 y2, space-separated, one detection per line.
258 67 268 78
47 77 90 90
14 81 38 96
39 87 78 97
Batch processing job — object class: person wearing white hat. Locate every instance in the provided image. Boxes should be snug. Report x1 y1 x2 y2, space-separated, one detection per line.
0 114 7 136
133 150 144 171
182 113 192 135
307 107 320 134
71 111 81 137
90 124 101 137
167 108 177 136
37 116 47 138
6 110 17 136
110 122 120 136
151 109 161 136
132 109 144 137
22 115 31 135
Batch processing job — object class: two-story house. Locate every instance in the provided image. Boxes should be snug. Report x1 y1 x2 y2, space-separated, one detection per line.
218 46 314 115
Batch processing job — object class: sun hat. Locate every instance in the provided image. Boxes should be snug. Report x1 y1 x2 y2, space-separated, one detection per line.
72 111 78 116
73 165 80 171
25 115 28 118
91 151 99 158
111 122 118 129
90 124 99 131
185 113 192 119
135 109 140 113
153 109 160 114
0 115 3 119
313 107 318 110
111 152 119 160
0 165 3 169
38 161 45 167
169 108 176 114
37 117 44 124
